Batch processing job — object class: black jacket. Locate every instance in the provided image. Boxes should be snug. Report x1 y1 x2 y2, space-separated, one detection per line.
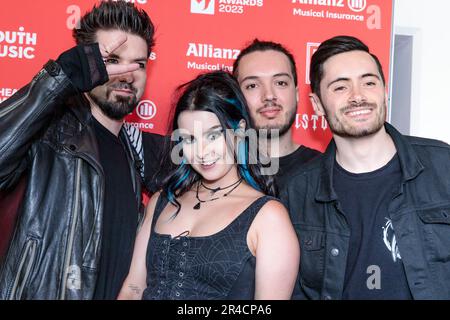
281 123 450 300
0 60 154 299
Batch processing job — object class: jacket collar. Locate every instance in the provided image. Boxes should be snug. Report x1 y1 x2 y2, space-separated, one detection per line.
62 95 100 158
66 94 92 127
61 95 130 153
315 122 425 202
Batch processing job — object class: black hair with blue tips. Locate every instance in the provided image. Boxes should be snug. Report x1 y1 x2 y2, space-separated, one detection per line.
158 70 276 216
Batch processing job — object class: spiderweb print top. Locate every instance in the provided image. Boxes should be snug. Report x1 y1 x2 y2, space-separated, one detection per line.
142 195 275 300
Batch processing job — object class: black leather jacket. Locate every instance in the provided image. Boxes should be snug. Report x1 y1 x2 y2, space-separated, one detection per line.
281 123 450 300
0 61 143 299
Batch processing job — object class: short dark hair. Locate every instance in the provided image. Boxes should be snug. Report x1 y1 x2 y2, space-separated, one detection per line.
233 39 298 86
73 0 155 57
309 35 385 97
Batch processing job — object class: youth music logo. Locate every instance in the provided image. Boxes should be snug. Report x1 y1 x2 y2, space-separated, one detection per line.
191 0 215 15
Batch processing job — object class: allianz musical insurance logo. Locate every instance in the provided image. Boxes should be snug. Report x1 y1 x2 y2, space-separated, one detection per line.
292 0 366 12
136 100 157 120
348 0 366 12
191 0 215 15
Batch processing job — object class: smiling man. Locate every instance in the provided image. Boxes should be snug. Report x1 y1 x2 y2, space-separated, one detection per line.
281 35 450 300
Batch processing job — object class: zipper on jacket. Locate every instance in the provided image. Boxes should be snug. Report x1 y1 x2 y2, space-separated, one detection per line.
7 238 38 300
59 157 82 299
0 94 27 119
0 70 44 119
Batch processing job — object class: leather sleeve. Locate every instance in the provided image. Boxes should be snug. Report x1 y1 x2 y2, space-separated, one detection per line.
0 60 75 190
56 43 108 92
0 43 108 190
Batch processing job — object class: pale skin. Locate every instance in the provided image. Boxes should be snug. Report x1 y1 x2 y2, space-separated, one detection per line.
236 50 300 158
309 50 396 173
85 29 148 136
118 111 300 300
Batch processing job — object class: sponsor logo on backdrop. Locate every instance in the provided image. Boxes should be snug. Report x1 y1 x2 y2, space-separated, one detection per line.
292 0 345 8
305 42 320 84
191 0 215 14
127 100 156 130
0 87 18 103
187 43 240 59
191 0 263 15
0 27 37 59
136 100 157 120
291 0 369 23
295 113 328 131
348 0 367 12
186 42 238 71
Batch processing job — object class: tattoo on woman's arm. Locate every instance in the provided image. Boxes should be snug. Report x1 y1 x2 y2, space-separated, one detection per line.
129 284 142 295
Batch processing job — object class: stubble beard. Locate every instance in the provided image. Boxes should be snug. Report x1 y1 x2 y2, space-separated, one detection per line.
324 101 386 138
254 102 297 139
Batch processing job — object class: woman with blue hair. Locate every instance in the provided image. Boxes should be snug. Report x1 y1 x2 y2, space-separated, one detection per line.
119 70 299 300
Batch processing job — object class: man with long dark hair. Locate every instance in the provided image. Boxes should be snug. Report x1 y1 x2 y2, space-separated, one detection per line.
0 1 163 299
282 35 450 299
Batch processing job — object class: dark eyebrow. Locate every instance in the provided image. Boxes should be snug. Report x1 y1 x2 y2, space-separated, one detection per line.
177 132 192 138
327 73 382 88
240 72 292 83
240 75 259 83
105 53 148 63
205 125 223 133
134 57 148 63
107 53 120 59
327 77 350 89
361 73 381 80
177 125 222 139
273 73 293 79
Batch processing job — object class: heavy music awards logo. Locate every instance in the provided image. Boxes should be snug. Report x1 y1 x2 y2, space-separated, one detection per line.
136 100 157 120
191 0 215 15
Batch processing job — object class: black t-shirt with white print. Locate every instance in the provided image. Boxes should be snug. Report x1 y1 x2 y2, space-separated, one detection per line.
333 154 413 299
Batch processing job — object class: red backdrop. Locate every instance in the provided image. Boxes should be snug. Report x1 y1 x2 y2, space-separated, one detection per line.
0 0 393 152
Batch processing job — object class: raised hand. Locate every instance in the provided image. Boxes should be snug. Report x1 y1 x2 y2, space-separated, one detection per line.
99 34 140 76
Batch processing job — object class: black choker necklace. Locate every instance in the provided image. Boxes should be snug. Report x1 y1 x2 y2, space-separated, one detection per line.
193 179 243 210
201 179 243 195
